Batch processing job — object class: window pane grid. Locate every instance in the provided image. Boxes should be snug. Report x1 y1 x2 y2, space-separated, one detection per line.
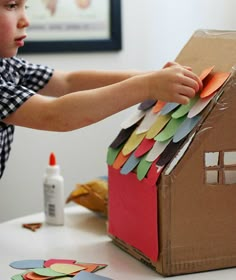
205 151 236 185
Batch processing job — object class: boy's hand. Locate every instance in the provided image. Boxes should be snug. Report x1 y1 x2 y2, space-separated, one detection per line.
146 64 202 105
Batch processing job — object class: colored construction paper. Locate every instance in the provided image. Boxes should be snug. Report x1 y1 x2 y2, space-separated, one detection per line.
112 150 130 169
146 162 164 185
152 100 166 113
23 271 52 279
10 260 45 270
157 137 187 166
134 138 155 158
81 265 98 273
106 145 123 165
11 274 26 280
138 99 157 111
76 263 107 273
30 268 65 277
121 130 146 156
155 116 186 142
200 72 230 98
108 166 159 261
165 133 195 175
50 263 85 274
160 102 179 115
146 113 171 139
72 271 113 280
199 65 215 81
136 109 159 134
137 157 153 181
109 125 136 149
145 139 171 162
188 92 216 118
171 95 199 119
10 260 109 280
173 115 201 143
22 223 42 232
120 109 145 129
120 152 142 175
44 259 76 268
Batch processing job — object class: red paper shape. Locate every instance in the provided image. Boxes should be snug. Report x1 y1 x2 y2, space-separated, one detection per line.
44 259 76 268
146 158 164 185
108 166 158 261
134 138 155 158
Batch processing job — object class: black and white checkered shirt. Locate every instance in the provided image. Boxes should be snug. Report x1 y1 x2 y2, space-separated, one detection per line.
0 57 53 178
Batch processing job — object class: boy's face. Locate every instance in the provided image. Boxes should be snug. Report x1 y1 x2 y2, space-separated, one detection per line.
0 0 29 58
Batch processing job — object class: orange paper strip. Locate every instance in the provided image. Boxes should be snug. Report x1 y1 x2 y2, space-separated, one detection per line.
200 72 230 98
152 100 166 113
112 150 130 169
199 65 215 81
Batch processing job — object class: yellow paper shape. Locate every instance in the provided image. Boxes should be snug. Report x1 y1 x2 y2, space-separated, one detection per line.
50 263 85 274
146 114 171 139
121 129 146 156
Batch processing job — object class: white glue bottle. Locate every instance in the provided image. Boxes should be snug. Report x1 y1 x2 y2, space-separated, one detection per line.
43 152 64 225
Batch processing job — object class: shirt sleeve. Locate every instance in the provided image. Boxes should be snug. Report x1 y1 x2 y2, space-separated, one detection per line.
0 57 54 121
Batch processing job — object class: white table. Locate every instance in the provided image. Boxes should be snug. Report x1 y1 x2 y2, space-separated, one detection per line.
1 206 236 279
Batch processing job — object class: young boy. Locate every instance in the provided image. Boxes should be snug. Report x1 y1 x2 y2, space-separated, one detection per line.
0 0 202 178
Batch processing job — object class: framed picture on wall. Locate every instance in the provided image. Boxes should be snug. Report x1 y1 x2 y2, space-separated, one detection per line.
19 0 122 54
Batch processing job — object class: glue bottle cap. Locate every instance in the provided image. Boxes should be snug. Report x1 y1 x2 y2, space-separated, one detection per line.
49 152 56 166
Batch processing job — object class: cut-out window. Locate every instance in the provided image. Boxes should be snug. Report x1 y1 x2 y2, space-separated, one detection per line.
206 170 218 184
205 152 219 167
224 170 236 184
205 151 236 185
224 151 236 166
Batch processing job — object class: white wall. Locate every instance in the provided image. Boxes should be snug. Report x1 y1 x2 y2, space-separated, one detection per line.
1 0 236 222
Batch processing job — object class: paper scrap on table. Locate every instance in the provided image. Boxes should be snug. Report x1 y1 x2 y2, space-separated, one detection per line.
22 223 42 232
72 270 113 279
10 259 45 269
10 259 108 280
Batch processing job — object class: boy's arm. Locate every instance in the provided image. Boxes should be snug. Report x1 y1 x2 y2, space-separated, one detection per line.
3 65 202 132
38 70 139 97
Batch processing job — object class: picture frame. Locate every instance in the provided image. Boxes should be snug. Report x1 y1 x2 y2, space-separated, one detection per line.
19 0 122 54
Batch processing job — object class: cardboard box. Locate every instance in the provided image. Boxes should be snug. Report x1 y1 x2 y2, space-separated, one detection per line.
107 29 236 276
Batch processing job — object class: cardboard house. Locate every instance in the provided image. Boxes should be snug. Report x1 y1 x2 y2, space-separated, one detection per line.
107 30 236 276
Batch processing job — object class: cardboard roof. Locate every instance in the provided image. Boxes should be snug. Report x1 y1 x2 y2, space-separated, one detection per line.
107 29 235 184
